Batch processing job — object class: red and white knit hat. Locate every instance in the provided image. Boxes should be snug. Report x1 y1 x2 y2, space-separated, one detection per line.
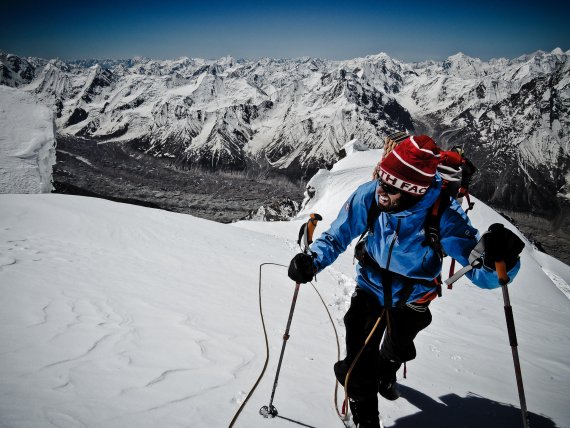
378 135 440 196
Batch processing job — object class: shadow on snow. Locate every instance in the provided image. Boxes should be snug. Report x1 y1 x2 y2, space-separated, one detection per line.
388 384 557 428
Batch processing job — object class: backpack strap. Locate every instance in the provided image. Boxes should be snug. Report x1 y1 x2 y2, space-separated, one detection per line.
422 193 452 260
356 193 382 246
458 156 477 212
353 195 381 264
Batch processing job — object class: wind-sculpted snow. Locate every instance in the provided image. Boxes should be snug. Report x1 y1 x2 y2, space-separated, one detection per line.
0 146 569 427
0 86 56 193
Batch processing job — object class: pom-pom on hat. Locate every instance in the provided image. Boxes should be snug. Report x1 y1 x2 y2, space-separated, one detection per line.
378 135 440 196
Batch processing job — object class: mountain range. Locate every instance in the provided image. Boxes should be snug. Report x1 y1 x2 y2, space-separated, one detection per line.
1 48 569 215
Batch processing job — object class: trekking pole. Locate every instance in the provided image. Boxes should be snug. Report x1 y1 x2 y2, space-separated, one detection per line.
496 260 530 428
260 214 322 419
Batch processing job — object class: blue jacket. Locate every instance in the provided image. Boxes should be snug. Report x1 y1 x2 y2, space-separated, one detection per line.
310 176 520 306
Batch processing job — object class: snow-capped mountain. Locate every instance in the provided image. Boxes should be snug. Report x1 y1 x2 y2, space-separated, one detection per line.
1 49 569 213
404 50 570 214
1 52 414 177
0 52 37 88
438 60 570 213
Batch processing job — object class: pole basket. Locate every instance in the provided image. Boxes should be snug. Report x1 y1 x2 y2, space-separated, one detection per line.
259 405 278 418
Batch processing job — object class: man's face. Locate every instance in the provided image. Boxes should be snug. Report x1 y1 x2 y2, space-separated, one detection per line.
376 180 403 212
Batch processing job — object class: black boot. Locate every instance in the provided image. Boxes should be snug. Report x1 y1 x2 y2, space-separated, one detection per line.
377 354 401 401
378 378 400 401
334 359 378 398
349 395 380 428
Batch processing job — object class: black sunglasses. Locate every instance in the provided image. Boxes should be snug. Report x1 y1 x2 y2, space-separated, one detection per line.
378 180 401 195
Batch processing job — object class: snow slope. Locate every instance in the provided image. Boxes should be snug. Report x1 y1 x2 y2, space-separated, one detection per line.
0 85 56 193
1 147 569 427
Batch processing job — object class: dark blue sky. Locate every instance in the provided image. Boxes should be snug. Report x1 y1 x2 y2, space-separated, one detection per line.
1 0 569 62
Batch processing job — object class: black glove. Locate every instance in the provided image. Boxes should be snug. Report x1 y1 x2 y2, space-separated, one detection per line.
482 223 525 271
288 253 315 283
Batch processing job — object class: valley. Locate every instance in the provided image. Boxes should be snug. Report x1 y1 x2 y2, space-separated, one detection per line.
52 135 304 223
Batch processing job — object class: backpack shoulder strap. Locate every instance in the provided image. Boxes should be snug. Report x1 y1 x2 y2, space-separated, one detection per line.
353 189 382 262
361 194 382 240
422 193 452 259
353 188 382 253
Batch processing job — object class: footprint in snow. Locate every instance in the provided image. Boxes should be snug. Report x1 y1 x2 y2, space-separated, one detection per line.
429 344 440 357
232 390 247 405
0 256 16 269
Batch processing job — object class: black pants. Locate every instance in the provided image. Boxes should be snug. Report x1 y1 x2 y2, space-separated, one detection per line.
334 287 432 399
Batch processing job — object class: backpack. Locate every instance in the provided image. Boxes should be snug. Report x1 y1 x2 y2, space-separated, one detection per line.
356 131 478 292
423 145 477 258
373 132 477 205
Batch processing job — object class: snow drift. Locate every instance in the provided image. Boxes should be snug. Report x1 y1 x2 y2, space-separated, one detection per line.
0 85 56 193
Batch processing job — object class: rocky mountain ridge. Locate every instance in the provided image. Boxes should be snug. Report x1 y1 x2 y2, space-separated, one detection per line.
1 48 569 215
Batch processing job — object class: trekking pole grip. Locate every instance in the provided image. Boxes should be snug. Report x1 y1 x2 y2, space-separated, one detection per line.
495 260 509 286
303 213 322 253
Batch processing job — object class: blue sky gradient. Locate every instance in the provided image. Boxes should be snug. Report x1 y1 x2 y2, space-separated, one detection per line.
1 0 569 62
